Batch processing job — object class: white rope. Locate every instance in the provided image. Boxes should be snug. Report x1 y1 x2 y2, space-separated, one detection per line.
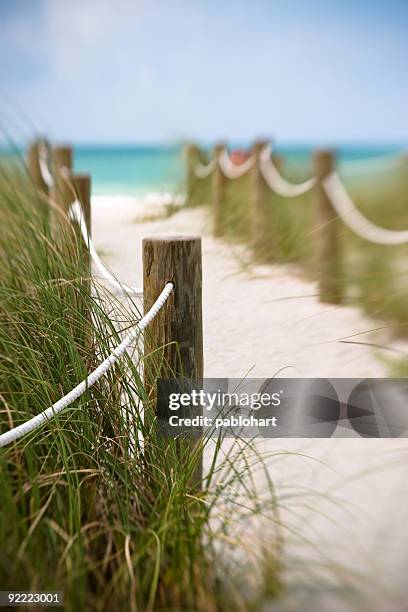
323 171 408 245
0 282 173 448
193 159 216 179
68 201 143 297
38 142 54 188
218 148 255 179
259 144 316 197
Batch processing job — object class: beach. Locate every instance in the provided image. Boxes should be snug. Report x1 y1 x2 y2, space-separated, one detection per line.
3 2 407 608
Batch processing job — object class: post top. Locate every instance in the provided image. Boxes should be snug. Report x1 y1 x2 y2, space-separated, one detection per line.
143 236 201 243
72 173 91 182
313 148 336 159
54 144 73 151
252 139 270 152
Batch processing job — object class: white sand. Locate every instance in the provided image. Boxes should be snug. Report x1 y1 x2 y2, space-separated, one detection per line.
93 196 408 611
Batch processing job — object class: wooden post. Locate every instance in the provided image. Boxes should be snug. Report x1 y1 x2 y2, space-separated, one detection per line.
402 154 408 195
72 174 91 236
313 149 341 304
53 145 73 179
49 146 77 261
212 143 226 237
72 174 91 275
250 140 272 261
72 175 92 351
50 146 73 222
143 237 203 484
185 143 200 205
27 138 50 195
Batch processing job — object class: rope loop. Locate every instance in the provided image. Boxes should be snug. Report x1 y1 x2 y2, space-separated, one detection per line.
218 147 255 179
0 282 173 448
193 159 216 179
323 172 408 245
259 144 316 197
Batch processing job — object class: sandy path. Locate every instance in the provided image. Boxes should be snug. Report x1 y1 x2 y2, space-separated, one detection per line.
93 197 408 611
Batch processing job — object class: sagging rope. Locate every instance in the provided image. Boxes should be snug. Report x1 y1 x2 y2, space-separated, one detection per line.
193 159 216 179
259 144 316 197
0 282 174 448
68 202 143 297
191 142 403 195
218 147 255 179
323 172 408 245
192 148 255 180
37 146 143 297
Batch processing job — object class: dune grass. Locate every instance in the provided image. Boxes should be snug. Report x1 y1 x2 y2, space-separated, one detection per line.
0 160 285 610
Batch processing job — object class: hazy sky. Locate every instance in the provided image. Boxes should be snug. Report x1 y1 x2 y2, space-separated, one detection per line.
1 0 407 145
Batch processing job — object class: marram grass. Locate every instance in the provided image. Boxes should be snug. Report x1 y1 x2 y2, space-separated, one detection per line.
0 159 284 611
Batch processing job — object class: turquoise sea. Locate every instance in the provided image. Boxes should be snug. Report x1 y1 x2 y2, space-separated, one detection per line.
74 144 406 196
1 143 405 197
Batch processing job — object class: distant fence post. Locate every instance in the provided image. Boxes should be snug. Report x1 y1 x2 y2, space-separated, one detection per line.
50 145 73 217
27 138 50 204
313 149 341 304
250 140 272 261
72 174 92 275
53 145 73 179
143 237 203 486
72 174 91 235
212 143 226 237
49 145 76 255
185 143 200 205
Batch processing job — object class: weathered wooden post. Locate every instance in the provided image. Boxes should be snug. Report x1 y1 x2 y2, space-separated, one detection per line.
27 139 51 218
250 140 272 261
49 146 81 268
212 143 226 237
185 143 200 205
143 237 203 485
50 146 73 228
402 153 408 196
313 149 341 303
72 174 91 236
72 174 92 349
27 138 50 195
53 145 73 183
271 153 284 173
72 174 92 272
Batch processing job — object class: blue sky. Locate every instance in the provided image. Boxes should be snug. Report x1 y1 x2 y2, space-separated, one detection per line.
0 0 407 145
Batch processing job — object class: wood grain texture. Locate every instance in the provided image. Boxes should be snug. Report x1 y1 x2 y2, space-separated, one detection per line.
27 139 49 198
73 174 91 235
212 143 226 237
143 237 203 486
143 236 203 382
185 143 200 206
313 149 342 304
50 146 74 236
250 140 273 261
72 173 92 278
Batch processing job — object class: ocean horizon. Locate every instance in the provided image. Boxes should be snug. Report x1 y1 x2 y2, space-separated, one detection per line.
1 142 405 197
